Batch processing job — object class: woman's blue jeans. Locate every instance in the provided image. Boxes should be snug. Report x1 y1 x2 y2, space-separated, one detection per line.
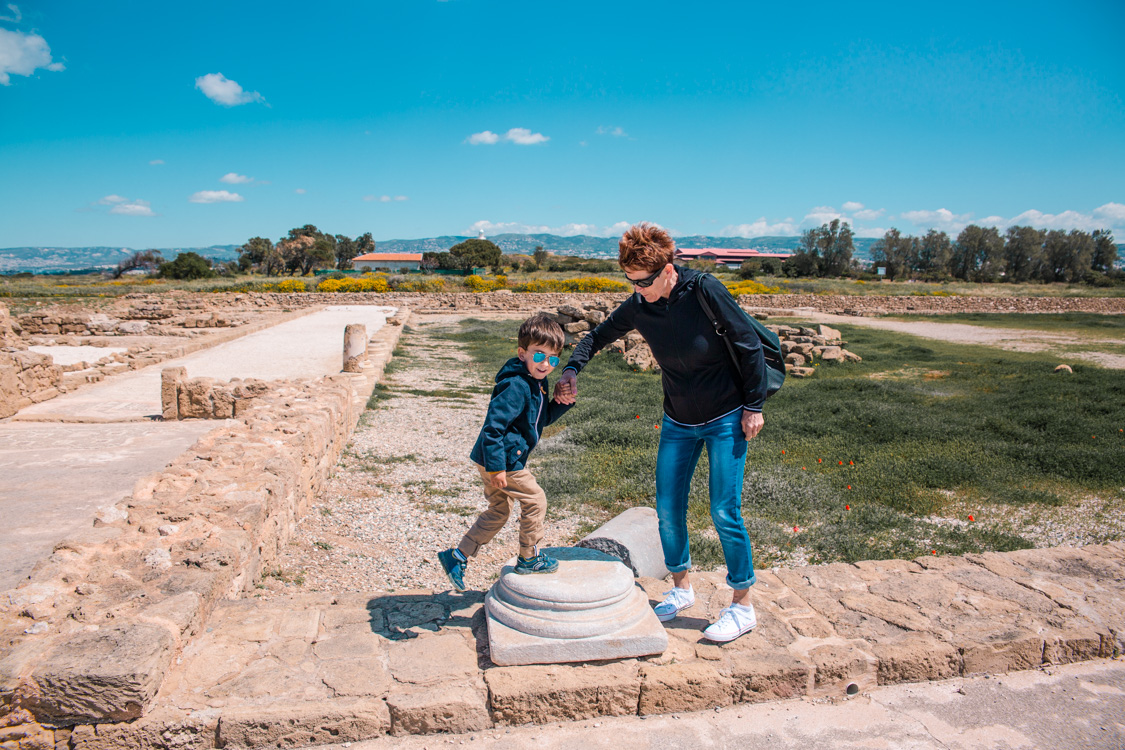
655 410 756 589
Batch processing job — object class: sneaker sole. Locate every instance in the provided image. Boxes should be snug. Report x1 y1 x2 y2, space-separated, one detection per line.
702 620 757 642
655 601 695 622
513 565 559 575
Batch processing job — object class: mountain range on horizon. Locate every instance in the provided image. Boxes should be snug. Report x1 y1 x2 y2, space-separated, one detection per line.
0 234 882 273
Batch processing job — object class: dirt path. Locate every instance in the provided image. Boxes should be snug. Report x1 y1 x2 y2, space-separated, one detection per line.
269 314 586 594
802 312 1125 368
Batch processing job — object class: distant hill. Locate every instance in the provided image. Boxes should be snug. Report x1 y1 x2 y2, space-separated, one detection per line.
0 245 240 273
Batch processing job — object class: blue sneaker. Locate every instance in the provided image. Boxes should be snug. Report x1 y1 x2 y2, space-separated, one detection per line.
438 548 467 592
514 549 559 575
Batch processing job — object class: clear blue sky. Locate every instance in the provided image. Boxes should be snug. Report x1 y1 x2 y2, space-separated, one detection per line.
2 0 1123 248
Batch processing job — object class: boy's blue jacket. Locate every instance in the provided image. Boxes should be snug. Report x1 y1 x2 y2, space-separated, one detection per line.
470 357 573 472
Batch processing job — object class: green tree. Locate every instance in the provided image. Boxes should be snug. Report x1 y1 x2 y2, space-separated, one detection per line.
871 228 915 280
1041 230 1072 282
818 219 855 277
112 249 164 279
449 238 502 270
1062 230 1095 282
1091 230 1118 274
1002 226 1046 283
533 246 549 271
158 251 214 280
782 251 819 277
422 251 464 271
237 237 274 273
304 237 336 275
951 225 1004 281
917 230 953 277
334 234 357 270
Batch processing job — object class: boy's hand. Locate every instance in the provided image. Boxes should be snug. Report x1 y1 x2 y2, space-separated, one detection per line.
488 471 508 489
553 370 577 404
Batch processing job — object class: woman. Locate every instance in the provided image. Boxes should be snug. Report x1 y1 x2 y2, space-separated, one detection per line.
554 222 767 642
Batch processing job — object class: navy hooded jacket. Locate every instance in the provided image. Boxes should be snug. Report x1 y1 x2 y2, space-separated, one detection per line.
469 357 573 472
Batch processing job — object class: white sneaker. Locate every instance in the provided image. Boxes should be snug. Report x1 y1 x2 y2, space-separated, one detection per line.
702 603 757 642
653 586 695 622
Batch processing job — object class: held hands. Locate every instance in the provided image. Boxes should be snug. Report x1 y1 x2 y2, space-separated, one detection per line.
742 410 764 440
487 471 508 489
553 370 578 404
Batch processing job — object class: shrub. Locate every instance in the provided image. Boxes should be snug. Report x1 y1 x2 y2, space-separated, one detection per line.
158 252 214 280
723 279 784 296
276 278 309 293
393 277 444 292
511 277 630 293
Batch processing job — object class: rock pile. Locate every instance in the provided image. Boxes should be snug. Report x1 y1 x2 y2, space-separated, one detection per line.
771 323 862 377
540 302 862 377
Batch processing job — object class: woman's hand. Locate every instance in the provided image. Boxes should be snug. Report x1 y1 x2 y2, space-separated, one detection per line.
742 411 764 440
553 370 578 404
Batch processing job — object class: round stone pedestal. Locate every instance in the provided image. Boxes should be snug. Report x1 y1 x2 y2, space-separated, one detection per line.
485 548 668 666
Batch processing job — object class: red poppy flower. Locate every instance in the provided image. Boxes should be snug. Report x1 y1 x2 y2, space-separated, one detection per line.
847 485 852 490
817 458 822 464
968 515 975 522
845 504 850 511
849 461 854 465
838 461 844 465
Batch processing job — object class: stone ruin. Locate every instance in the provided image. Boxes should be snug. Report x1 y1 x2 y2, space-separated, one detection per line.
544 300 862 376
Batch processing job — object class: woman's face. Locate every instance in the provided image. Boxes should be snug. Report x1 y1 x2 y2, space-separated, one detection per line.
623 264 675 302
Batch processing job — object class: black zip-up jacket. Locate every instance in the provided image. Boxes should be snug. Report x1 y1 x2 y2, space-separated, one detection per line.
564 266 767 424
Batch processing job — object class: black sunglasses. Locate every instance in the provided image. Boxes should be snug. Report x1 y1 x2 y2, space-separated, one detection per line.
626 267 664 288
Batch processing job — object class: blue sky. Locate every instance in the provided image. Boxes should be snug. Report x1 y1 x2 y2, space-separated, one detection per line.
1 0 1123 248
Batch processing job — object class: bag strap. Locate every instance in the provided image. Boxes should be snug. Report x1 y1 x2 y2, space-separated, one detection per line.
695 273 743 381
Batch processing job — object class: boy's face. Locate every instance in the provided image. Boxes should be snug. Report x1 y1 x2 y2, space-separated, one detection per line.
518 343 561 379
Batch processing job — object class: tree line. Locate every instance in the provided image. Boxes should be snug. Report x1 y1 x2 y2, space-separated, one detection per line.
871 225 1118 284
236 225 375 276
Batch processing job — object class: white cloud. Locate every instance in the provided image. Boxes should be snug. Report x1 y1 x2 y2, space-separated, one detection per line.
219 172 252 184
0 4 22 23
596 125 629 138
899 208 974 234
842 201 864 212
1093 202 1125 224
0 27 64 85
189 190 244 204
110 200 155 217
504 127 548 145
469 220 630 237
853 208 884 220
98 195 128 205
720 218 799 237
364 195 409 203
149 159 164 165
853 225 888 238
194 72 263 106
294 188 306 194
802 206 847 228
467 130 500 145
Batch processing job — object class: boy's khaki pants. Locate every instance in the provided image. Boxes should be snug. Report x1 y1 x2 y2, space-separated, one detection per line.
457 464 546 559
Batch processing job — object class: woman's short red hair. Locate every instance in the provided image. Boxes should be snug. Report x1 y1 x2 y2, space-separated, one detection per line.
618 222 675 272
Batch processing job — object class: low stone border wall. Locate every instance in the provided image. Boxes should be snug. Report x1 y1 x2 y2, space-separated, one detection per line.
0 311 408 738
0 350 63 419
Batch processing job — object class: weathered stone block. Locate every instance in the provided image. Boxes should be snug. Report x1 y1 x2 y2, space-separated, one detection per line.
386 683 490 736
576 507 670 579
960 629 1044 675
871 634 960 684
485 662 641 725
0 723 54 750
67 708 216 750
218 699 390 749
806 642 878 697
727 650 811 703
160 368 185 421
28 622 175 724
1043 628 1110 665
388 632 476 685
638 662 734 715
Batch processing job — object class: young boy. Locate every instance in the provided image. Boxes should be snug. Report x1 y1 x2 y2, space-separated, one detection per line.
438 313 575 591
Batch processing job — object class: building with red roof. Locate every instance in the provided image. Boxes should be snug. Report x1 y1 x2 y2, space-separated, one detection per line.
352 252 422 272
674 247 792 267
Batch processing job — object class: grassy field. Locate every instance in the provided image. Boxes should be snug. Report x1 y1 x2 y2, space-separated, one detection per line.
883 312 1125 335
441 318 1125 570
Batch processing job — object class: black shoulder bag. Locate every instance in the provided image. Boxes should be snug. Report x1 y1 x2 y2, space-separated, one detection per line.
695 273 785 398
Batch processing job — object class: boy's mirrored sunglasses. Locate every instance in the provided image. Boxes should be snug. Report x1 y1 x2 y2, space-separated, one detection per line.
532 352 560 367
626 267 664 288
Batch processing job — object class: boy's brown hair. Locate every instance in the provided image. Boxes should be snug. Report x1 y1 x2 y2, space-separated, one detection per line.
618 222 676 272
517 313 565 353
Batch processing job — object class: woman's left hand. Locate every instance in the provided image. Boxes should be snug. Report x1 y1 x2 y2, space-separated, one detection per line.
741 411 764 440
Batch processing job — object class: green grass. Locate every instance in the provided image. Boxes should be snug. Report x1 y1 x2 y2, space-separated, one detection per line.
438 318 1125 568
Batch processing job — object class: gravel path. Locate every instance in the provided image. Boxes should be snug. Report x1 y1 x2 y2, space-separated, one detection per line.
271 315 587 594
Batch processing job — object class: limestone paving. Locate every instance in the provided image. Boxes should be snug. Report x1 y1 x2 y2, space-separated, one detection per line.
44 541 1121 748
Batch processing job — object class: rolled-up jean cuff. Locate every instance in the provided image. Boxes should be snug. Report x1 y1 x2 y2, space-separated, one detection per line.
665 560 692 574
727 571 756 589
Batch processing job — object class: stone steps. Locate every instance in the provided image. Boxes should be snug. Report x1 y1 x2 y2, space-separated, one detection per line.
62 542 1124 749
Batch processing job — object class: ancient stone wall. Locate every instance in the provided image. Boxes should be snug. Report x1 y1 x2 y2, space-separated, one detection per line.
0 351 63 420
0 312 408 735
